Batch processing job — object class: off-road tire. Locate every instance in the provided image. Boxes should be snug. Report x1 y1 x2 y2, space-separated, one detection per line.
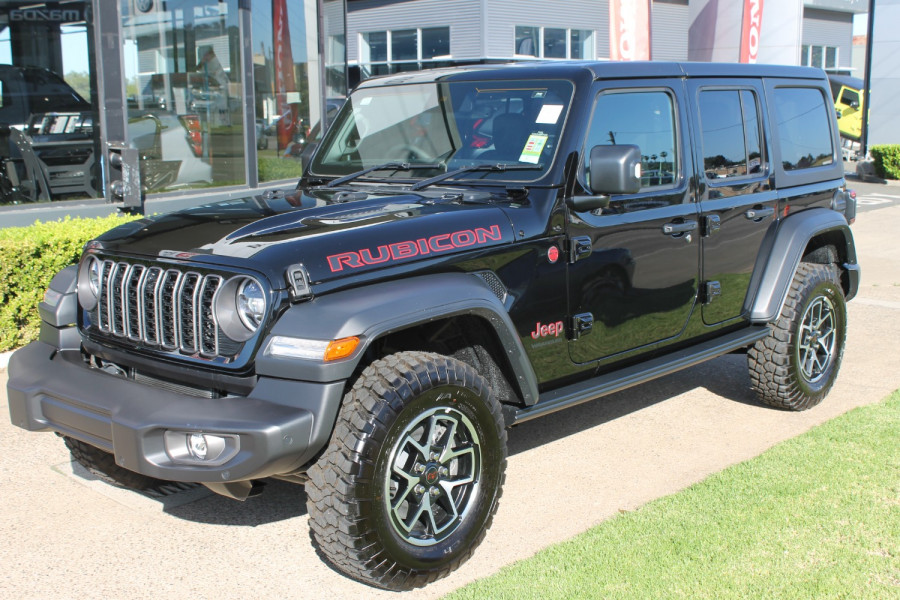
64 436 169 491
748 262 846 410
305 351 507 591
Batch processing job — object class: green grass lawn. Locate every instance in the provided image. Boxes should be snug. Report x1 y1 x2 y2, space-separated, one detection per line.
447 391 900 600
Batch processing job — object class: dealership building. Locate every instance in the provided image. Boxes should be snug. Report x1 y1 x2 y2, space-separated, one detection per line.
0 0 870 225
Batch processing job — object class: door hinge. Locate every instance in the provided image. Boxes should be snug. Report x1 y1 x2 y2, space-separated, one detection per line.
702 214 721 237
569 236 592 263
701 281 722 304
571 312 593 339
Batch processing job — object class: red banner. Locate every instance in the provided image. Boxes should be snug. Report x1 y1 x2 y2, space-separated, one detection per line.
740 0 764 63
273 0 299 152
609 0 651 61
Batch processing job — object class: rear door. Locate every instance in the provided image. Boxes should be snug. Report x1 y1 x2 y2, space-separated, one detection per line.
567 80 700 364
686 79 777 326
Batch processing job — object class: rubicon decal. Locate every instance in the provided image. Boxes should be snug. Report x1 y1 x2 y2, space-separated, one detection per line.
326 225 503 272
531 320 565 339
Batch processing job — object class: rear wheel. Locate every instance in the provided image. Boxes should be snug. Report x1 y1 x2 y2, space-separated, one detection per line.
748 262 847 410
306 351 507 590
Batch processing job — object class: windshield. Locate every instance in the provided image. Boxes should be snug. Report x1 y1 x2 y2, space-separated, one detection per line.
310 79 574 184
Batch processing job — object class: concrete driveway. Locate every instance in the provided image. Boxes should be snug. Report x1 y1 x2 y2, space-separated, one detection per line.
2 203 898 600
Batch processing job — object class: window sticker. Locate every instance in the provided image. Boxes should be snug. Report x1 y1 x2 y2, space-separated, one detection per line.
519 133 549 164
536 104 563 124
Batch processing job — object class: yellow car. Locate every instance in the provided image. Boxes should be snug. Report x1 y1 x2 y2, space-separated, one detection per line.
828 74 864 142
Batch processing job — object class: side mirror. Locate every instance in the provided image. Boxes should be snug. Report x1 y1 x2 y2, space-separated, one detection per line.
588 144 642 196
568 145 643 212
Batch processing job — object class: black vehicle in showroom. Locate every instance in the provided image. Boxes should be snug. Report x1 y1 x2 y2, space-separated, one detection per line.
8 61 858 590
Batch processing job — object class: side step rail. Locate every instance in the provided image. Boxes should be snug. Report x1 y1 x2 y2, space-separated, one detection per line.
507 326 769 425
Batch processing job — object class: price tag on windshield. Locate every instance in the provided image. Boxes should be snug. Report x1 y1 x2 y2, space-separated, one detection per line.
519 134 549 164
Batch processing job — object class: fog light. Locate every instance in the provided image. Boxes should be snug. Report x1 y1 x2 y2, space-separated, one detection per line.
164 431 239 466
189 433 208 460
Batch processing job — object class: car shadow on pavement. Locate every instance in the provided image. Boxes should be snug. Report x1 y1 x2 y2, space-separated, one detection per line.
163 477 308 525
507 352 760 457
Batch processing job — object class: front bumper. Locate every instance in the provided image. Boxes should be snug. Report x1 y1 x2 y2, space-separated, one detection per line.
7 341 344 483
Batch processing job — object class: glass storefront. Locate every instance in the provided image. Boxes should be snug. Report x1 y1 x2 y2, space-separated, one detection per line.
0 1 99 205
0 0 346 208
122 0 246 192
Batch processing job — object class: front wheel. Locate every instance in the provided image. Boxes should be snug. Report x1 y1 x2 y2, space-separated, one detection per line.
305 351 507 590
748 262 847 410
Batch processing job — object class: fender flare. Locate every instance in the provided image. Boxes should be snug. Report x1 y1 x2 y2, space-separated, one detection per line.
749 208 858 323
256 272 539 405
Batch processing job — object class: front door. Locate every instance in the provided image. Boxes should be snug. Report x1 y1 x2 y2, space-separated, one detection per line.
568 82 699 364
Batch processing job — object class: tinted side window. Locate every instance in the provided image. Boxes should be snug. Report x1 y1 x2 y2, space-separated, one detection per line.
773 87 834 171
585 91 677 190
698 89 764 180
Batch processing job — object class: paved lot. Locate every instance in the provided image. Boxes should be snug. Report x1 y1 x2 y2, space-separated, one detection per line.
2 203 899 600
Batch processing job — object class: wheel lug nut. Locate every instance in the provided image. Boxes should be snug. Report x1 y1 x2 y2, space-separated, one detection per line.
430 451 440 461
414 463 425 474
429 486 440 497
414 484 425 495
439 467 449 477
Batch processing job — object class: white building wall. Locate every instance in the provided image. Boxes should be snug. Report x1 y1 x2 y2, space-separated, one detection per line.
346 0 483 63
802 7 853 68
652 0 690 61
483 0 609 59
868 0 900 146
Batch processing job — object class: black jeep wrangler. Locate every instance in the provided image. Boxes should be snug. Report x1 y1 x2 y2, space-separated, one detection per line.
8 61 859 590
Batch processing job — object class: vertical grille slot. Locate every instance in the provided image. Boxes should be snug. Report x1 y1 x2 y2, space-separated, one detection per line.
142 267 163 345
125 265 146 340
178 273 201 354
109 263 129 336
91 260 229 359
159 270 181 350
198 276 223 356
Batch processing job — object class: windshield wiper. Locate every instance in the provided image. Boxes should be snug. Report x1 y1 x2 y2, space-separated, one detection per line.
409 163 543 191
325 162 441 188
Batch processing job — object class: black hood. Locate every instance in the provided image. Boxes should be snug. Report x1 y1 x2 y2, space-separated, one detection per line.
93 187 515 287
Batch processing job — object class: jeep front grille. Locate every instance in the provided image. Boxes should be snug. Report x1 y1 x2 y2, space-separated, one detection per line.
95 261 224 357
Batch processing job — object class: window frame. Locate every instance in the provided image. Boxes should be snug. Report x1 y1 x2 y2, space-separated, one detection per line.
764 80 842 188
580 86 682 194
696 86 768 185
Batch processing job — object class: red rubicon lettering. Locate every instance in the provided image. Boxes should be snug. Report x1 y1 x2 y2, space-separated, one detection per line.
390 241 419 260
327 252 364 272
360 245 390 265
326 224 504 272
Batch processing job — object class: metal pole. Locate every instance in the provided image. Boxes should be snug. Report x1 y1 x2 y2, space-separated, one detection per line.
860 0 875 157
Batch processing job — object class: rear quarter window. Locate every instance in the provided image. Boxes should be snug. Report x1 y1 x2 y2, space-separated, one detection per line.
772 87 834 171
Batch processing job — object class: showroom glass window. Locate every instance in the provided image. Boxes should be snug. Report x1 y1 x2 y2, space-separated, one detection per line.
252 0 345 183
122 0 246 192
0 1 99 205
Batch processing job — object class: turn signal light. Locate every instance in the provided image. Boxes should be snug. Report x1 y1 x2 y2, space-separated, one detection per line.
324 337 360 362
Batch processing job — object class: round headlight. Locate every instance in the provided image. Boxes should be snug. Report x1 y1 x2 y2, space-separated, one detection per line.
236 278 266 331
77 255 102 311
88 257 101 296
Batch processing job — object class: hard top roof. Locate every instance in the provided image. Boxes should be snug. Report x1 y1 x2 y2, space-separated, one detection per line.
355 60 828 89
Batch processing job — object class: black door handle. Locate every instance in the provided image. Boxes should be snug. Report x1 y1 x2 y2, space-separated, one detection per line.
662 220 698 235
745 206 775 220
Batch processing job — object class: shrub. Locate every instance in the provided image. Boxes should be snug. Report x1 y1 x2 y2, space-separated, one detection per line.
258 156 305 182
869 144 900 180
0 214 140 352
